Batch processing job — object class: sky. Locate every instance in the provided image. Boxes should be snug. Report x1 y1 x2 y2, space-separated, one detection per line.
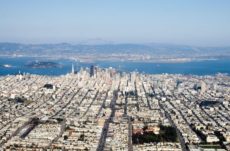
0 0 230 46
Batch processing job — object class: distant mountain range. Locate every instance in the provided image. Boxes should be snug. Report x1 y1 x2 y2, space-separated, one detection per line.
0 42 230 62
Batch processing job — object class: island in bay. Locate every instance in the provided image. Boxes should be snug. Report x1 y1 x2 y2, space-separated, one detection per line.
25 61 61 69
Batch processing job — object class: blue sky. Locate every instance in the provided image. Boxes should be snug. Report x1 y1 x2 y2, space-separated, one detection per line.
0 0 230 46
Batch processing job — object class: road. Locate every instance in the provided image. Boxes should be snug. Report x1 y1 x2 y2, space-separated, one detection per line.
142 83 152 110
96 90 109 118
51 89 80 118
45 119 66 150
128 116 133 151
134 81 140 111
158 98 188 151
96 90 118 151
0 118 37 147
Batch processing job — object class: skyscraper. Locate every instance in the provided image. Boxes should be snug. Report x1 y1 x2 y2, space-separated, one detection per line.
72 63 75 74
90 65 94 77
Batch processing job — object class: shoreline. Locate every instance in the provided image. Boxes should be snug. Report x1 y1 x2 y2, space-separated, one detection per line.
0 54 225 64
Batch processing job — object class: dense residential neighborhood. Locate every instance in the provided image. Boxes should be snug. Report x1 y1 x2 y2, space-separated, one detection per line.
0 67 230 151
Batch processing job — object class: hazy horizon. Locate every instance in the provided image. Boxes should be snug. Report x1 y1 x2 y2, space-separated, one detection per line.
0 0 230 47
1 41 230 48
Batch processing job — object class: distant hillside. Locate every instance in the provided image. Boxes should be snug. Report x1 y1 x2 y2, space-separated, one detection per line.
0 42 230 62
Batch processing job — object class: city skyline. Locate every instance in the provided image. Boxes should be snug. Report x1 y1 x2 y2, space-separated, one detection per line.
0 67 230 150
0 1 230 150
